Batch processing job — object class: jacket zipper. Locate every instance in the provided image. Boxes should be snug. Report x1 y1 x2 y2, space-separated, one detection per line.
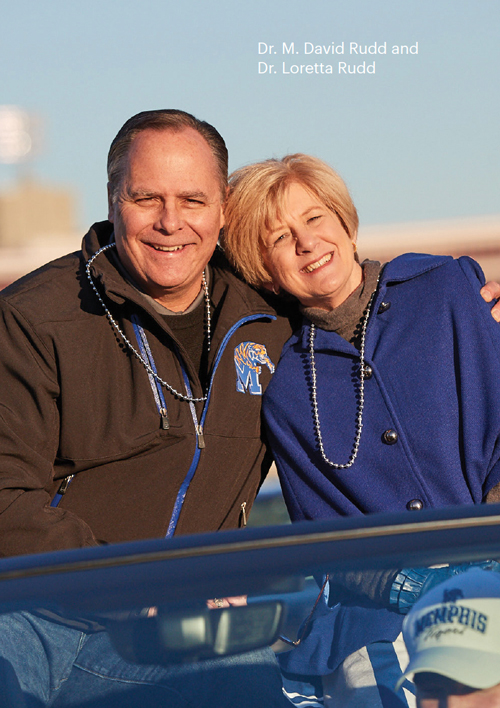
240 501 247 527
50 474 75 508
167 313 276 537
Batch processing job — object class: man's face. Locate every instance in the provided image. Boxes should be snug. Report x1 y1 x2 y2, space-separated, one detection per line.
416 672 500 707
108 127 225 312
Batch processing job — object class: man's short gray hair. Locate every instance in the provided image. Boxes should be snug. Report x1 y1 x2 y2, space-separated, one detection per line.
107 109 228 203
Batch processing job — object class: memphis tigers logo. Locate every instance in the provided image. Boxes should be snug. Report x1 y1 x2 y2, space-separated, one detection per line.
234 342 275 395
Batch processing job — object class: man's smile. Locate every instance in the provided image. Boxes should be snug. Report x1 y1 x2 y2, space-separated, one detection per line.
149 244 187 252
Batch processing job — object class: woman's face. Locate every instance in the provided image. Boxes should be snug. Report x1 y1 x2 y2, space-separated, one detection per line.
261 182 362 311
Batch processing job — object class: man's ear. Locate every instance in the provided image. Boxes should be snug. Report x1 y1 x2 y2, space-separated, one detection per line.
107 183 115 223
216 185 228 232
220 185 229 225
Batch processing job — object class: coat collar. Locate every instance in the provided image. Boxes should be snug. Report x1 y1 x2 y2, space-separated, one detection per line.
381 252 451 284
298 253 453 352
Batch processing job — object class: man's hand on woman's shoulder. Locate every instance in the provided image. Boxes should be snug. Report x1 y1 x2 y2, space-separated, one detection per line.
481 281 500 322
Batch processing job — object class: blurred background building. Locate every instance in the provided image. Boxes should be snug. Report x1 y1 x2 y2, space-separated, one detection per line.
360 215 500 282
0 106 80 289
0 177 80 290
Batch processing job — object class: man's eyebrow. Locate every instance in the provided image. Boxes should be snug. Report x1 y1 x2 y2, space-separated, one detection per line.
123 188 211 201
178 191 209 200
126 188 158 199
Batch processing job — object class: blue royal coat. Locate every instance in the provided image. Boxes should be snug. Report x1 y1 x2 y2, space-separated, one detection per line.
264 254 500 674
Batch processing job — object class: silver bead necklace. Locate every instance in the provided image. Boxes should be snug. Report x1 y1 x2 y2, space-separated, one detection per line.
308 285 378 469
86 242 210 403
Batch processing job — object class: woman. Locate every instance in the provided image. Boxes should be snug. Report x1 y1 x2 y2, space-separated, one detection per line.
222 154 500 708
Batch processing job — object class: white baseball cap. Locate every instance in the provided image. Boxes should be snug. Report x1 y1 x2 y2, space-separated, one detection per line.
397 568 500 690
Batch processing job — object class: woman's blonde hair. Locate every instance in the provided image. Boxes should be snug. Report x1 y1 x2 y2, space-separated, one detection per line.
222 154 358 288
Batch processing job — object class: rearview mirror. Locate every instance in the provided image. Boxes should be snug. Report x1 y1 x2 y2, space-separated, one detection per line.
108 600 284 664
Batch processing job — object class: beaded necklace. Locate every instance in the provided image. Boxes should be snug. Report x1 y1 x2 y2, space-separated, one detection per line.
86 242 211 403
308 282 379 469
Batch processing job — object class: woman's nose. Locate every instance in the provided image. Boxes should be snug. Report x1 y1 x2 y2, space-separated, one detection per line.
295 229 316 253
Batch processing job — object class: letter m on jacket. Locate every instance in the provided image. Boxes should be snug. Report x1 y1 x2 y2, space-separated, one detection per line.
234 342 275 395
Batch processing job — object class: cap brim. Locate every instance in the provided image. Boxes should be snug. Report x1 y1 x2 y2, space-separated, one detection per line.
396 647 500 691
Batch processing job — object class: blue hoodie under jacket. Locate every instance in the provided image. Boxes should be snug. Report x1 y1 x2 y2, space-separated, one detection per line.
263 253 500 674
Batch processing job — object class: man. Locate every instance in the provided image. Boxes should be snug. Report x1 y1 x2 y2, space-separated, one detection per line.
398 568 500 707
0 110 292 557
0 110 292 706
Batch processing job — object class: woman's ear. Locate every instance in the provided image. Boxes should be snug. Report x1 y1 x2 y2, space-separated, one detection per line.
262 281 280 295
352 236 360 264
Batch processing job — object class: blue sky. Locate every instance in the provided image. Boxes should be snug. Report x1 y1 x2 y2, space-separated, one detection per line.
0 0 498 230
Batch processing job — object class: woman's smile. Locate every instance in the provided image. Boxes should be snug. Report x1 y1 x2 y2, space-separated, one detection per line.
301 252 333 273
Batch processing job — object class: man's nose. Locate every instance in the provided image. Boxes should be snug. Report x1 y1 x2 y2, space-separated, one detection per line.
155 202 183 233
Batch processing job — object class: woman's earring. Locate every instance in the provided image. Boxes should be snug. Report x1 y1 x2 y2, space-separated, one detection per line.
272 282 280 295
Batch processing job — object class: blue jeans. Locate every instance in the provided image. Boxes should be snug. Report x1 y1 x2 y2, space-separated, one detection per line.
0 611 288 707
